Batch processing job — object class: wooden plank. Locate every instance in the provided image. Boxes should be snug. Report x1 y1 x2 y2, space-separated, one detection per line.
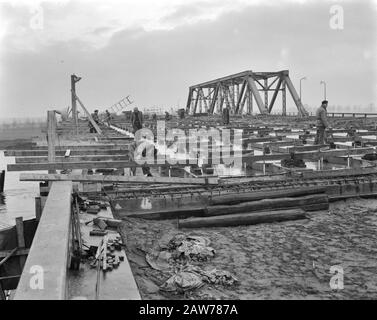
0 170 5 193
8 161 147 171
8 147 374 171
209 186 327 206
6 144 130 151
95 238 104 299
15 155 130 163
0 275 21 281
20 173 219 185
5 149 130 157
300 166 377 179
178 209 306 228
47 111 56 164
0 248 29 259
14 181 72 300
35 197 42 221
244 147 375 163
205 194 328 216
72 91 102 134
15 217 26 268
287 145 329 152
127 207 204 220
0 247 18 267
242 137 279 143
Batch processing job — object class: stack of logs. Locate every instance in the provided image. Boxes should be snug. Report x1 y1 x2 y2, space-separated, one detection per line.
126 186 329 228
178 187 329 229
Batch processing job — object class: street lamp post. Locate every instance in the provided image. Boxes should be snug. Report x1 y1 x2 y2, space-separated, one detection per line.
320 80 327 100
299 77 307 101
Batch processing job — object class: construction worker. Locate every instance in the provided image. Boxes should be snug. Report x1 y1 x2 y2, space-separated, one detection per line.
222 105 230 125
89 110 100 133
92 110 100 123
178 108 185 119
314 100 331 145
131 107 143 134
129 140 154 177
105 109 112 125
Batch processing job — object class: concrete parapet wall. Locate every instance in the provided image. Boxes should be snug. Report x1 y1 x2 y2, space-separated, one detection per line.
14 181 72 300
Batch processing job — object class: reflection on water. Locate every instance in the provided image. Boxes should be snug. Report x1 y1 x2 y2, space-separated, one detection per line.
0 151 42 227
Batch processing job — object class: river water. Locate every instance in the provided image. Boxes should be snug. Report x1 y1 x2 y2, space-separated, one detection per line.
0 150 43 228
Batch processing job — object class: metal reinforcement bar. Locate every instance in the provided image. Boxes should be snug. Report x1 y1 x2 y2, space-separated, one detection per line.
19 173 219 185
14 181 72 300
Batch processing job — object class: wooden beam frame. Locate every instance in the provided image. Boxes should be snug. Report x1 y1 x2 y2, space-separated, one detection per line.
20 173 219 185
71 90 102 134
15 155 130 163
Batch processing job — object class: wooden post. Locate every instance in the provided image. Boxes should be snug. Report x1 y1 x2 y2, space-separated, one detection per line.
347 150 350 168
47 111 56 174
71 74 78 135
35 196 42 221
72 91 102 134
15 217 26 269
0 170 5 193
263 148 266 175
0 281 6 300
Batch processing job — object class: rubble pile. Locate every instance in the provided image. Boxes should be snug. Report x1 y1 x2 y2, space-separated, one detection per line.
144 233 237 294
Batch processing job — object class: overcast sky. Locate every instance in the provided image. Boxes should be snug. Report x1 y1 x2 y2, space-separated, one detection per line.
0 0 376 118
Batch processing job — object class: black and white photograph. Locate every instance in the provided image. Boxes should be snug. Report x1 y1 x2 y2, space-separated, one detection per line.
0 0 376 308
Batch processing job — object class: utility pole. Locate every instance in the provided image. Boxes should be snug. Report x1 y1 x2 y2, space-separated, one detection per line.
71 74 81 134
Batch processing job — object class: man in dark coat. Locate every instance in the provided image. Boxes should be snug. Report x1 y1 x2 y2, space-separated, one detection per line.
131 107 143 134
314 100 331 145
89 109 99 133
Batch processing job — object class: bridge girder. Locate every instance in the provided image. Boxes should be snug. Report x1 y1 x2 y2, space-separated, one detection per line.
186 70 308 117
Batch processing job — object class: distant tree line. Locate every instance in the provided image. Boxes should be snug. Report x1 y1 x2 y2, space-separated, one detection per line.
0 117 46 130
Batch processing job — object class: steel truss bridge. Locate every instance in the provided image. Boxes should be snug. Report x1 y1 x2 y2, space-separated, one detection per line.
186 70 308 117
